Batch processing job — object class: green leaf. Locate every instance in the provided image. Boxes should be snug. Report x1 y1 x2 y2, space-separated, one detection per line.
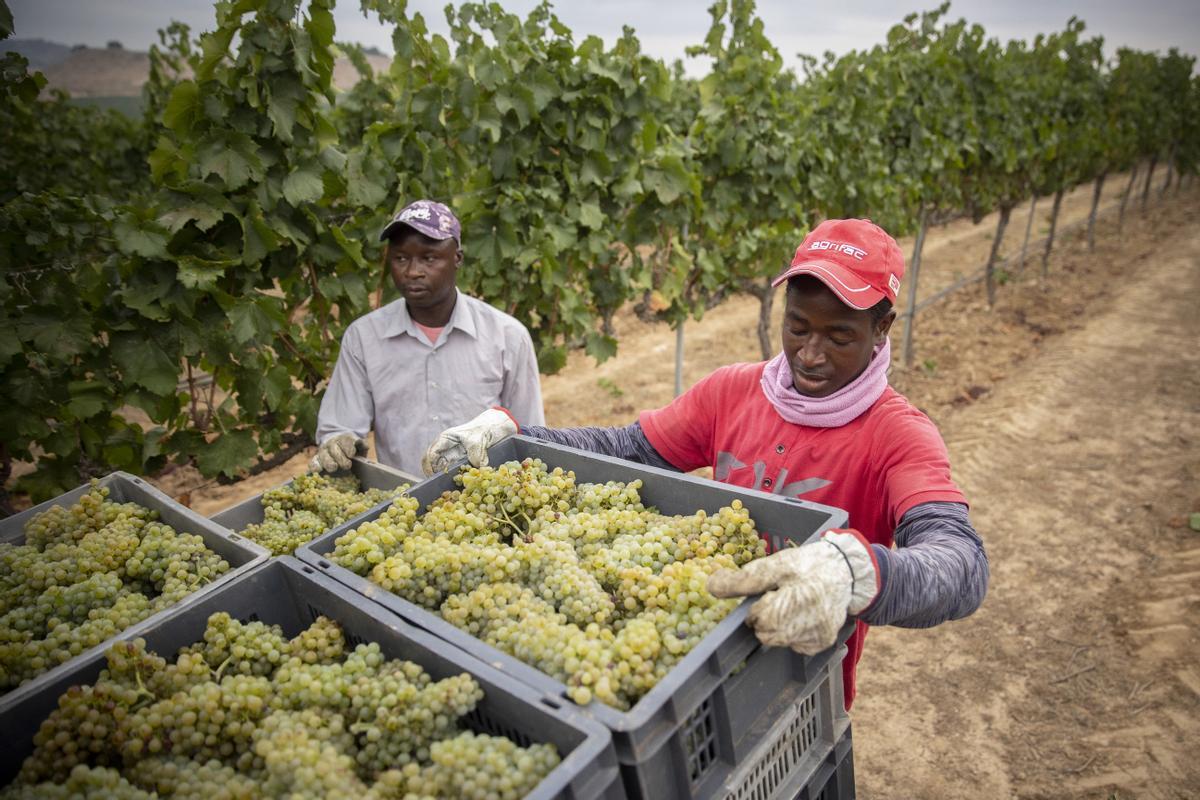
241 203 280 266
306 4 336 51
197 25 234 82
585 332 618 363
228 296 285 344
0 1 15 38
111 335 178 395
577 201 604 230
157 186 232 233
120 279 172 322
67 386 108 420
163 80 201 136
330 225 369 270
537 345 568 375
195 429 259 478
283 168 325 206
263 365 292 411
114 216 169 259
176 255 235 291
0 323 21 364
197 133 264 191
346 151 389 207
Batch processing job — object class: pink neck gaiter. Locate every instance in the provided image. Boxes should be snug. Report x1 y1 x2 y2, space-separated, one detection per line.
760 338 891 427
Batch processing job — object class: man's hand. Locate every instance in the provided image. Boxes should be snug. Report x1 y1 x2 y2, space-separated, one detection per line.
421 408 518 476
309 432 367 473
707 531 878 655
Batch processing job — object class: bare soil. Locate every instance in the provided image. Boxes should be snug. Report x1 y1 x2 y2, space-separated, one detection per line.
65 172 1200 797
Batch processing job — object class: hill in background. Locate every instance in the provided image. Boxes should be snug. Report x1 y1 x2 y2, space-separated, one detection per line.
3 38 391 104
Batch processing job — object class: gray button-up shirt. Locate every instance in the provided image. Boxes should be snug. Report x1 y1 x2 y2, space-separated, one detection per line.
316 291 544 475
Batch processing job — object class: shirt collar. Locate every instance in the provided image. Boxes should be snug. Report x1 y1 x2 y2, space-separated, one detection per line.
383 289 478 341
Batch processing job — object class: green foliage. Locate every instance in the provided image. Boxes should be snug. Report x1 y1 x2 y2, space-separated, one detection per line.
685 0 812 297
2 0 1197 499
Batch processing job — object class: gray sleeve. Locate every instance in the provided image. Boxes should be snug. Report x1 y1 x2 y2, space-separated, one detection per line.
500 325 545 427
315 325 374 445
521 421 678 472
858 501 989 628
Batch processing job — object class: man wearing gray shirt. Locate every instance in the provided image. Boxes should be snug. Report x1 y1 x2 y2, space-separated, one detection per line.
311 199 544 477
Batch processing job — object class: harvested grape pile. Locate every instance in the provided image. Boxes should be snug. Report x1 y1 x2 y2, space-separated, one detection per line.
331 458 767 709
239 473 410 556
0 484 230 693
2 614 559 799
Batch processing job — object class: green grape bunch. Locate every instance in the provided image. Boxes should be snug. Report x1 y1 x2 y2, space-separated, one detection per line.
5 614 561 799
240 473 410 556
333 458 770 710
0 483 232 694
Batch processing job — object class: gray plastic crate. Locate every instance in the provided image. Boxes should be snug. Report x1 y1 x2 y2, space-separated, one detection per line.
0 472 269 706
792 728 854 800
209 456 418 532
719 648 850 800
296 435 852 800
0 557 625 799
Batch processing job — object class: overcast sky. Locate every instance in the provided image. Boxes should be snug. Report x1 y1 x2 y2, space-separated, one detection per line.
9 0 1200 76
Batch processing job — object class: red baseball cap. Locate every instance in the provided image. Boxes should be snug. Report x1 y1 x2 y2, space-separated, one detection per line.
771 219 905 310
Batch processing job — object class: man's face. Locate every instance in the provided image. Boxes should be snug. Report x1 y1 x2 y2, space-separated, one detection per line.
781 277 894 398
387 228 462 309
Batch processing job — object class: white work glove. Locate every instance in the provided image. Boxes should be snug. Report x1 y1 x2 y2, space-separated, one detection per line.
309 432 366 473
421 408 518 476
707 531 878 655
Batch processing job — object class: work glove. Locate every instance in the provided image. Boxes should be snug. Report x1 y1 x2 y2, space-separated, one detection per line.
707 531 878 655
309 432 367 473
421 408 518 476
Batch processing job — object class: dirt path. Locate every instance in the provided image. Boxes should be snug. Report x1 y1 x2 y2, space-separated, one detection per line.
853 191 1200 799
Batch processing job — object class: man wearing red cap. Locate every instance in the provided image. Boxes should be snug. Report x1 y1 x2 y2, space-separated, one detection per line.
422 218 987 709
311 199 544 477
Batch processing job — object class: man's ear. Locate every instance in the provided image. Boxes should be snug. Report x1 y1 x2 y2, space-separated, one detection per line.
455 248 464 266
875 309 897 344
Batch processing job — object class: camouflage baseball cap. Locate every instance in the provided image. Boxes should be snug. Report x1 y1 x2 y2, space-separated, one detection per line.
379 199 462 245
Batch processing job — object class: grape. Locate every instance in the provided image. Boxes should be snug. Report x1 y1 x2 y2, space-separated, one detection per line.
0 484 229 690
18 681 141 783
330 495 421 575
199 612 291 678
514 533 614 626
126 756 258 799
253 709 368 798
353 460 769 710
2 764 153 799
369 536 518 610
242 473 410 556
8 613 563 798
427 731 560 800
0 483 232 694
287 614 346 664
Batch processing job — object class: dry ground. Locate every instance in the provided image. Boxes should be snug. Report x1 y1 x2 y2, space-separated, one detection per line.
20 170 1198 798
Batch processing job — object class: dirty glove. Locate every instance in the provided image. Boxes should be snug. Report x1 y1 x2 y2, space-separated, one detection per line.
309 432 366 473
707 531 878 655
421 408 518 476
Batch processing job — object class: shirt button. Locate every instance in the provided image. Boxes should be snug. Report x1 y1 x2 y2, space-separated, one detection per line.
775 444 785 454
430 382 438 389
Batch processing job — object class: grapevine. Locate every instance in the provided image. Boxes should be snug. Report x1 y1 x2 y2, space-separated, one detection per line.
1 0 1197 502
